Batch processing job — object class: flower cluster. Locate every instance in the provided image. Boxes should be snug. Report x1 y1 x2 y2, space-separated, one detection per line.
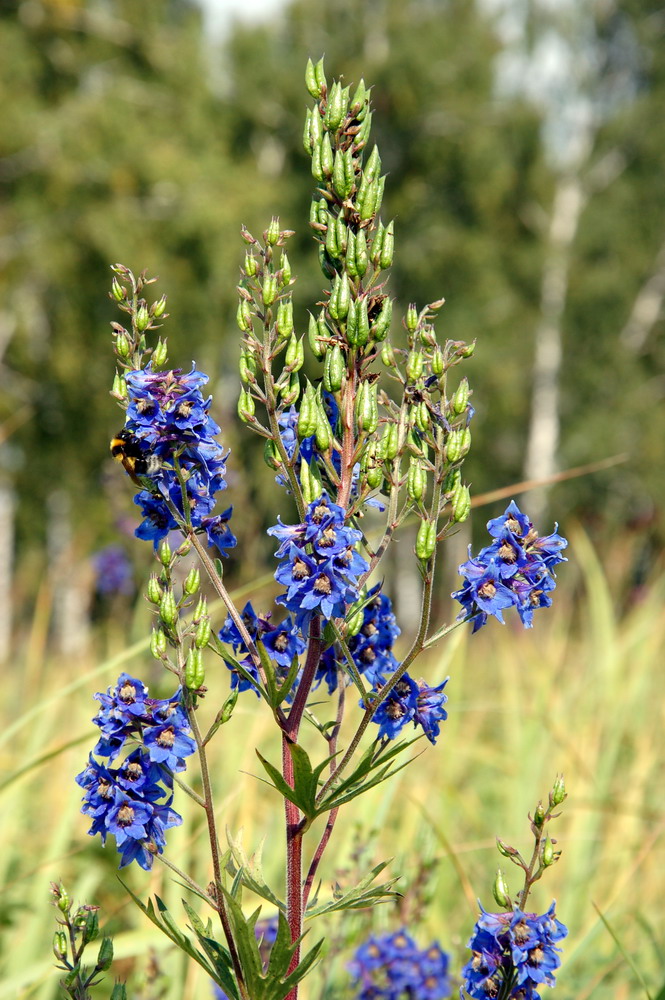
461 904 567 999
120 365 237 553
452 502 568 632
75 673 196 869
368 675 449 745
218 602 305 696
348 928 451 999
269 492 368 625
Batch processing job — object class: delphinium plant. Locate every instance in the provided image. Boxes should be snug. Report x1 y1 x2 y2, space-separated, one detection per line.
67 58 569 1000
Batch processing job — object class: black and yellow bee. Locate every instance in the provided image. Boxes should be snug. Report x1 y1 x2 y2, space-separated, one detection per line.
110 429 161 484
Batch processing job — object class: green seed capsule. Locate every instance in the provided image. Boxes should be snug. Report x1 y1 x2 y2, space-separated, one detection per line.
345 602 365 638
325 214 340 258
343 146 355 192
264 437 281 470
406 304 418 332
380 340 396 368
415 399 430 433
345 228 358 278
111 277 124 302
280 251 291 285
380 220 394 269
372 297 392 341
281 370 300 405
147 575 163 604
333 149 351 198
356 296 370 346
432 346 444 376
335 215 347 254
195 616 211 650
116 332 130 358
452 483 471 523
407 457 426 502
53 931 68 961
237 387 255 422
350 78 367 113
236 298 251 333
492 869 511 909
185 647 205 689
183 567 200 596
315 394 332 451
415 519 437 561
452 377 470 415
262 272 278 307
285 333 299 368
308 312 326 359
356 381 378 433
406 349 424 381
96 937 114 972
135 304 150 332
446 428 463 463
159 590 178 627
265 217 280 246
354 227 369 276
305 57 321 99
298 383 318 439
359 174 379 220
320 133 334 177
356 109 372 148
371 221 385 265
314 57 327 95
324 80 345 132
311 140 324 181
150 628 167 659
460 427 471 457
153 338 168 366
382 421 399 460
364 145 381 183
366 459 384 490
345 297 358 346
323 343 345 392
303 106 313 153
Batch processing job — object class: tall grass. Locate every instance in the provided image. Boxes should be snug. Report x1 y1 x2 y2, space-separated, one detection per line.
1 528 663 999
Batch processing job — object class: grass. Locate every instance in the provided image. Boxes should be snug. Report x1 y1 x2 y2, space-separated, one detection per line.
1 526 663 999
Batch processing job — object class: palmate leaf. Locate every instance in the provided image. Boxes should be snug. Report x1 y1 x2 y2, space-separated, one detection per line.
225 828 285 911
121 884 239 999
304 859 402 917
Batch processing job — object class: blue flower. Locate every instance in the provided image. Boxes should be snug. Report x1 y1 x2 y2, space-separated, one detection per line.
368 675 419 740
92 545 134 597
348 585 401 686
414 678 449 745
76 676 193 868
348 928 451 999
453 503 567 632
461 903 567 999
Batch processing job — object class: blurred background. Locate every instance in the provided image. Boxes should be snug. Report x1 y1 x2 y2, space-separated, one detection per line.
1 0 663 997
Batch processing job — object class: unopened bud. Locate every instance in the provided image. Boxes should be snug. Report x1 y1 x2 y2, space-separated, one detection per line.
533 801 546 828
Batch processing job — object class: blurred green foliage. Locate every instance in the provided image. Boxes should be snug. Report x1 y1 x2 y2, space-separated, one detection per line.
0 0 663 605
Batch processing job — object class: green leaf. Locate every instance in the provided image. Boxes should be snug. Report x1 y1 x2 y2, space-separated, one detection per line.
256 743 327 821
182 902 239 1000
316 737 423 815
225 829 285 911
305 860 401 917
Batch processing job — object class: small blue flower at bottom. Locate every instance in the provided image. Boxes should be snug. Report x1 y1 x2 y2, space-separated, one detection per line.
461 903 567 999
348 928 451 999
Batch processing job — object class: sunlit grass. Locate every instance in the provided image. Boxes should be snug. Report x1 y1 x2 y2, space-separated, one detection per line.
1 528 664 999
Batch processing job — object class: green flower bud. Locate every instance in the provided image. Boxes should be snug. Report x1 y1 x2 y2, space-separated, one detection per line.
281 370 300 405
195 615 211 650
452 483 471 523
406 304 419 333
152 338 168 367
415 519 437 561
96 936 114 972
298 383 318 439
380 340 396 369
135 304 150 332
324 80 345 131
150 628 167 659
266 216 280 246
320 133 334 178
111 276 124 302
379 220 394 269
307 312 325 359
262 272 278 308
236 298 252 333
116 332 130 358
323 343 345 392
406 349 424 381
303 106 313 153
552 774 566 805
183 566 200 596
355 227 369 277
159 590 178 628
53 931 68 962
185 647 205 689
452 377 470 415
237 387 255 422
372 297 393 342
492 869 511 909
407 457 427 502
280 251 292 286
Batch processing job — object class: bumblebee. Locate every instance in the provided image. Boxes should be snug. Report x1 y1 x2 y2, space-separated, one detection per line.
110 429 161 483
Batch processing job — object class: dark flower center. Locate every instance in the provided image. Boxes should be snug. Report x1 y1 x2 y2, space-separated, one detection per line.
314 574 332 595
293 558 310 580
157 727 176 749
118 804 135 826
479 582 496 599
119 682 137 703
